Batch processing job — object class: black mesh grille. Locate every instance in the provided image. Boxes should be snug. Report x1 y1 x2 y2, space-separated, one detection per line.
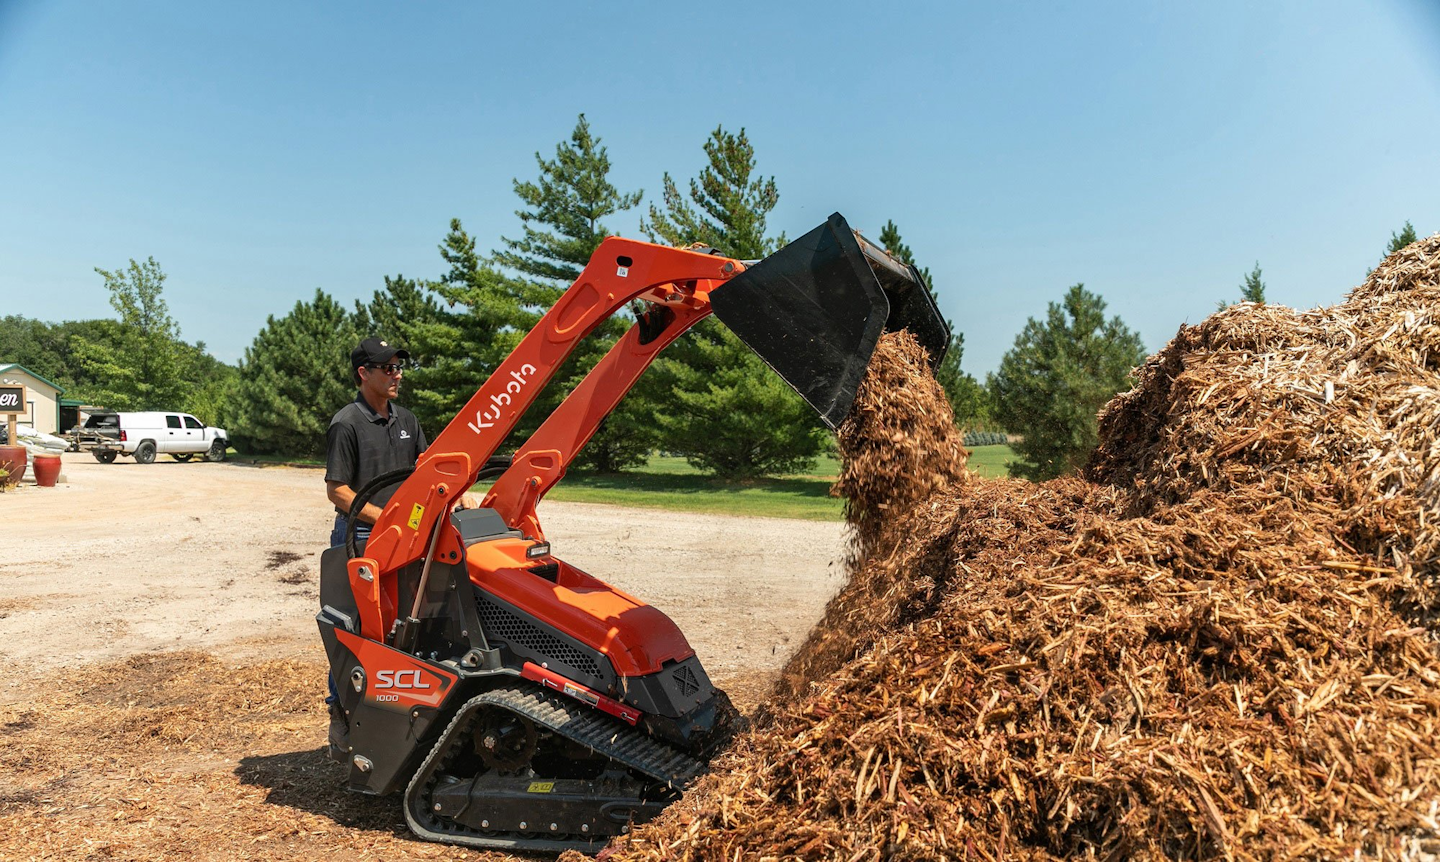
673 664 700 697
477 598 600 677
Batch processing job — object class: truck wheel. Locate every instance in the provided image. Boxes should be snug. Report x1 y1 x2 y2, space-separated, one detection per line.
135 442 157 464
94 450 117 464
204 440 227 462
173 453 194 462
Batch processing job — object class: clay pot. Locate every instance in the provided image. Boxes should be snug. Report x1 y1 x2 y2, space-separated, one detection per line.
0 445 26 485
33 453 61 487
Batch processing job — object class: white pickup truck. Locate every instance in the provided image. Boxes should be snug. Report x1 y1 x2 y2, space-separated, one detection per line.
85 412 229 464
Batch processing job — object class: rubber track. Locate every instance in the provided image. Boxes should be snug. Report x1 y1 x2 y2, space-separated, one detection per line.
403 682 704 853
474 684 706 787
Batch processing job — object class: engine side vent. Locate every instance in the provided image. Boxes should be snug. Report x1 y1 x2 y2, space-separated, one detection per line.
477 598 600 678
673 663 700 697
527 563 559 582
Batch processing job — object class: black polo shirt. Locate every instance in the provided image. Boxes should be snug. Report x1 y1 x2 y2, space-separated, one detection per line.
325 393 428 514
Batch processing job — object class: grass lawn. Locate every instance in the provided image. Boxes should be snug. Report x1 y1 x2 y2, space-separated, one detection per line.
966 444 1019 479
546 466 843 521
546 446 1018 521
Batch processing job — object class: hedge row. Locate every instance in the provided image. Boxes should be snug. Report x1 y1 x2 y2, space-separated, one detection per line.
963 431 1009 447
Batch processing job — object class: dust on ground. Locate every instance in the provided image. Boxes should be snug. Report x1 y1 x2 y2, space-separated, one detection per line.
0 453 846 860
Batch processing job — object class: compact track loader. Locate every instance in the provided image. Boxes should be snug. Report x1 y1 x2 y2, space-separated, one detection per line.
316 213 950 852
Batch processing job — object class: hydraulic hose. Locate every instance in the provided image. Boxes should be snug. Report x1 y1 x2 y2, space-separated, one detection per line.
344 468 413 559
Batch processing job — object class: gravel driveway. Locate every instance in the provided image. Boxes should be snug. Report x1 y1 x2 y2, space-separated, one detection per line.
0 451 847 704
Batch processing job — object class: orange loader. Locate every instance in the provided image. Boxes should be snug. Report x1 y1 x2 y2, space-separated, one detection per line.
316 213 950 852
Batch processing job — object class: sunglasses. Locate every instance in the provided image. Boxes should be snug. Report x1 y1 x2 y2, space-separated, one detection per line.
364 362 404 374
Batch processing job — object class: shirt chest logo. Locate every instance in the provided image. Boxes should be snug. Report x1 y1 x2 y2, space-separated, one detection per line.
399 429 411 440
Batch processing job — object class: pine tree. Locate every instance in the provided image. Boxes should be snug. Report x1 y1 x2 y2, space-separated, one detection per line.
1239 262 1266 303
226 289 358 457
353 274 453 435
875 219 990 428
989 284 1146 480
877 220 931 288
1219 262 1268 310
1387 221 1419 256
71 257 192 410
642 127 826 477
641 126 782 259
480 115 653 471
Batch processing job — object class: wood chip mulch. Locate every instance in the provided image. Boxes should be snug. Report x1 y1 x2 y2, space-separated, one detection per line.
608 238 1440 861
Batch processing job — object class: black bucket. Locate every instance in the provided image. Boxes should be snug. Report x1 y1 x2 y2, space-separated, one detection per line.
709 213 951 430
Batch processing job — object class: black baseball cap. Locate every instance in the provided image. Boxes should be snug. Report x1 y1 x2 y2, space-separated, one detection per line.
351 337 410 371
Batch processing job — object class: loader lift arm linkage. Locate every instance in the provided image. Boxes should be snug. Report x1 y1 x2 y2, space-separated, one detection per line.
344 212 950 645
345 240 730 642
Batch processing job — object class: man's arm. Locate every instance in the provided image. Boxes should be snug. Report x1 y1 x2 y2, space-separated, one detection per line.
326 480 384 525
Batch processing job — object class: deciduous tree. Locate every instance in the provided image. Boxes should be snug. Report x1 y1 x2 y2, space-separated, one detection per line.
71 258 191 410
989 284 1146 480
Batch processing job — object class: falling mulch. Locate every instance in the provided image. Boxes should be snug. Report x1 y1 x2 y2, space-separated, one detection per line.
776 330 970 703
609 238 1440 861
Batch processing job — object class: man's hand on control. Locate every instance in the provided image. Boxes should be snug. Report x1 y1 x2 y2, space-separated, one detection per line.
453 493 480 511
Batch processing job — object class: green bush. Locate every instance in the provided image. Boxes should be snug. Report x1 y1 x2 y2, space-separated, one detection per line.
963 431 1009 447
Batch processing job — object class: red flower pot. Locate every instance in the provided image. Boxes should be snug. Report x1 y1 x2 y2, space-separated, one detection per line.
33 453 61 487
0 445 26 485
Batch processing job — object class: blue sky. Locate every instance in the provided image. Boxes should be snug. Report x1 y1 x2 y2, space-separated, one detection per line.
2 1 1438 377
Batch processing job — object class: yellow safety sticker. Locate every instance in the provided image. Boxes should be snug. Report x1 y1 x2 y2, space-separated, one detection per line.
408 503 425 530
527 781 555 794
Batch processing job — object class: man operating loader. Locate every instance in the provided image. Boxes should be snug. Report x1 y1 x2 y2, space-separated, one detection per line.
322 337 476 758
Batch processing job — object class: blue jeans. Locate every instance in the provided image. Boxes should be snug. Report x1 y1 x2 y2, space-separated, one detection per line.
330 515 370 551
326 516 369 706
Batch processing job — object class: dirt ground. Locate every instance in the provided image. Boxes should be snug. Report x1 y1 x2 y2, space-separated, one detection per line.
0 451 847 860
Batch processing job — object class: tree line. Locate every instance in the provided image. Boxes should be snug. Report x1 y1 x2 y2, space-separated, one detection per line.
0 116 1424 481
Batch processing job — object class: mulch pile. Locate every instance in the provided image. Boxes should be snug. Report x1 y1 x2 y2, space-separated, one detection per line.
610 237 1440 861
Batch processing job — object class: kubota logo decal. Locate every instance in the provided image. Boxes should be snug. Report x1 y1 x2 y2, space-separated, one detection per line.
375 669 431 690
466 364 537 433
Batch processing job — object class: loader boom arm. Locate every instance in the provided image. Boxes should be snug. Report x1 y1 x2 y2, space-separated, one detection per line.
347 239 739 641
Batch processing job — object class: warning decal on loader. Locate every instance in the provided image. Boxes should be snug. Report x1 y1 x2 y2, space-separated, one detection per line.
408 503 424 530
527 781 555 794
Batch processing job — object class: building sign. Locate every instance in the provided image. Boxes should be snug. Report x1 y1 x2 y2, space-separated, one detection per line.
0 384 26 415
